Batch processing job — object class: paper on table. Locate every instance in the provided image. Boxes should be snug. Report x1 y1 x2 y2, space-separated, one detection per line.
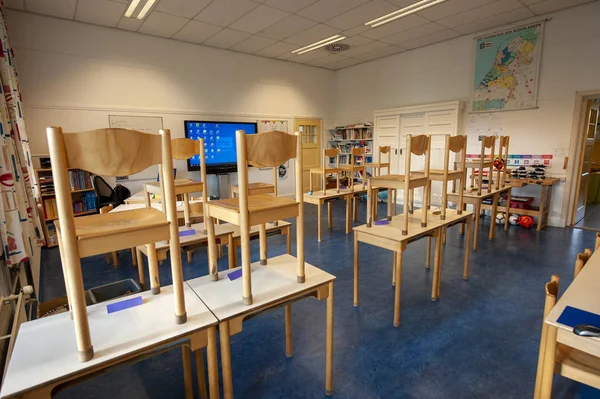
557 306 600 328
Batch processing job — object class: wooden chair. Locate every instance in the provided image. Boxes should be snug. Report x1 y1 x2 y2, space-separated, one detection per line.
495 136 510 189
231 168 278 199
48 127 185 362
574 250 592 278
534 275 600 398
425 135 467 220
368 145 391 177
595 232 600 252
367 134 431 235
309 148 341 194
465 135 495 194
204 130 304 305
339 147 367 191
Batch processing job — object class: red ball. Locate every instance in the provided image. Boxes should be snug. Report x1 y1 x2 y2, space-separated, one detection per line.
493 157 505 170
519 215 535 229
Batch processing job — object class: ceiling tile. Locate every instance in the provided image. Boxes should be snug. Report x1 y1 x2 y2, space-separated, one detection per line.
138 11 189 38
385 0 423 7
4 0 25 10
519 0 545 5
283 24 340 46
203 28 252 49
343 24 371 36
254 41 297 57
306 53 349 67
361 14 429 40
154 0 212 18
355 44 404 60
453 7 535 35
117 16 144 31
194 0 259 27
297 0 371 22
285 49 330 63
263 0 319 13
25 0 77 19
417 0 499 21
340 35 373 47
229 5 290 34
324 57 364 69
437 0 523 28
333 40 388 58
172 20 222 44
401 29 460 49
528 0 596 14
231 35 277 53
380 22 447 45
75 0 126 28
259 15 317 40
326 0 399 30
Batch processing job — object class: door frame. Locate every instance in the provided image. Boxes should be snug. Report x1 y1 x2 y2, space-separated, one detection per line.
293 116 323 192
565 90 600 226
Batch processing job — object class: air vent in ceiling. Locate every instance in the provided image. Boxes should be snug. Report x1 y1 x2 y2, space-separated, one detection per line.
324 43 351 53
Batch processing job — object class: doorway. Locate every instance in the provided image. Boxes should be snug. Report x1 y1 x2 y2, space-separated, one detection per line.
294 118 321 193
570 96 600 229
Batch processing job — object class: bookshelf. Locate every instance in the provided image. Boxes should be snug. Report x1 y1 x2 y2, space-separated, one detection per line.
35 168 97 248
328 124 373 183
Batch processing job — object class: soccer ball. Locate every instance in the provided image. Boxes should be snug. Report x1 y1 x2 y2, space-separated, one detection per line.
493 157 505 170
509 214 521 225
519 215 535 229
495 212 506 224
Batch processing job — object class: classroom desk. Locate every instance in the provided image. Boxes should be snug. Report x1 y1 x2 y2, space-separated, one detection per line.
187 254 336 398
544 250 600 396
480 177 559 231
446 185 512 251
1 284 219 399
353 209 473 327
228 221 292 268
303 184 369 242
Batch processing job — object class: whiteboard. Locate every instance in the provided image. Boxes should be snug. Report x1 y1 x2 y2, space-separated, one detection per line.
109 115 163 182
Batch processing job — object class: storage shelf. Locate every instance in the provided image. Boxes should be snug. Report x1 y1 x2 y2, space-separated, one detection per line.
480 204 544 218
328 139 374 142
44 210 97 221
41 188 94 197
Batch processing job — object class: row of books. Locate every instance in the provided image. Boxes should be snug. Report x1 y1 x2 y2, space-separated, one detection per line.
332 129 373 141
332 143 373 154
43 192 97 220
39 175 55 196
69 170 93 191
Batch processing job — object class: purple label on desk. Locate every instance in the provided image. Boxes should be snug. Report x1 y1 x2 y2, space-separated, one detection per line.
557 306 600 328
228 269 242 281
179 229 196 237
107 296 143 314
374 220 389 226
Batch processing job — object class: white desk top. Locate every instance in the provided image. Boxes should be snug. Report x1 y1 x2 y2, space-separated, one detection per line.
187 254 335 322
230 220 290 239
1 284 217 398
111 201 202 214
154 222 234 250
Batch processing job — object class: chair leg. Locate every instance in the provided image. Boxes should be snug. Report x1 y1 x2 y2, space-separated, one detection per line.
285 304 293 358
131 247 137 267
111 251 118 268
309 171 313 192
259 223 267 265
219 322 234 399
195 349 208 399
136 248 145 291
403 188 409 235
207 216 219 281
147 243 160 295
182 346 193 399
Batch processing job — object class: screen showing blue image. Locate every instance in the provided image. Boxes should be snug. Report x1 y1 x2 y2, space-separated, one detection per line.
185 121 257 170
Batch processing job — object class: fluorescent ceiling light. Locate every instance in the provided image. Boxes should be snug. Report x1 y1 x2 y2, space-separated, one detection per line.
136 0 156 19
124 0 140 18
292 35 346 55
365 0 447 28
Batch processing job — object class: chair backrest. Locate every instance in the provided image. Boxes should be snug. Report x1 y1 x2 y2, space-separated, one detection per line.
405 134 431 178
323 148 339 169
544 275 560 317
574 251 591 278
444 135 467 171
378 146 391 172
350 147 366 167
171 137 207 196
534 274 560 399
496 136 510 188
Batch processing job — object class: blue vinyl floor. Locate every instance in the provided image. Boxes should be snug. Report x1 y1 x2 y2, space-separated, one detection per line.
39 199 600 398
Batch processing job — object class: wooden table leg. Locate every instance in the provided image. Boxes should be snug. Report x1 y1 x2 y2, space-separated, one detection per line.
393 189 397 216
387 189 393 219
538 185 547 232
207 326 220 399
285 225 291 255
425 237 431 269
346 195 352 234
327 202 333 229
504 188 511 232
131 248 137 266
285 304 293 358
392 252 396 287
432 230 442 301
353 231 359 307
182 346 193 399
393 248 402 328
459 203 467 235
187 251 193 264
367 182 373 227
325 281 334 397
318 202 322 242
227 234 235 270
473 203 481 251
219 322 233 399
195 349 208 399
136 248 145 291
147 243 161 295
436 227 445 298
490 193 498 241
111 251 118 268
464 215 473 280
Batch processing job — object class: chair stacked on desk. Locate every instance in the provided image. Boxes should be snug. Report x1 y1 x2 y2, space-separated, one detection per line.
48 127 185 362
204 130 304 305
368 146 396 219
465 135 495 193
367 134 431 235
340 146 367 191
310 147 341 194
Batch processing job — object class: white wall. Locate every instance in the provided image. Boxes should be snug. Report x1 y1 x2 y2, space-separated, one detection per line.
6 10 336 195
334 1 600 226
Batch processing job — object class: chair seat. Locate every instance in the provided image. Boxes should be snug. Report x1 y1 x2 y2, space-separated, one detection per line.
146 179 204 195
231 182 275 195
414 169 464 181
556 343 600 389
339 164 366 170
206 195 298 225
310 167 340 174
371 174 429 189
55 207 169 257
464 159 493 168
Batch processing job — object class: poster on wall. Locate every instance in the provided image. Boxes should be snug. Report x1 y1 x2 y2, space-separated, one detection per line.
471 21 545 113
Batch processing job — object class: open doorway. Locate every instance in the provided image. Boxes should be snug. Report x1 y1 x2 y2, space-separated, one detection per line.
571 96 600 229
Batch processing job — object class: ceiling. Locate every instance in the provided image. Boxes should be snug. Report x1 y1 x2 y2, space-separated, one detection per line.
5 0 596 70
